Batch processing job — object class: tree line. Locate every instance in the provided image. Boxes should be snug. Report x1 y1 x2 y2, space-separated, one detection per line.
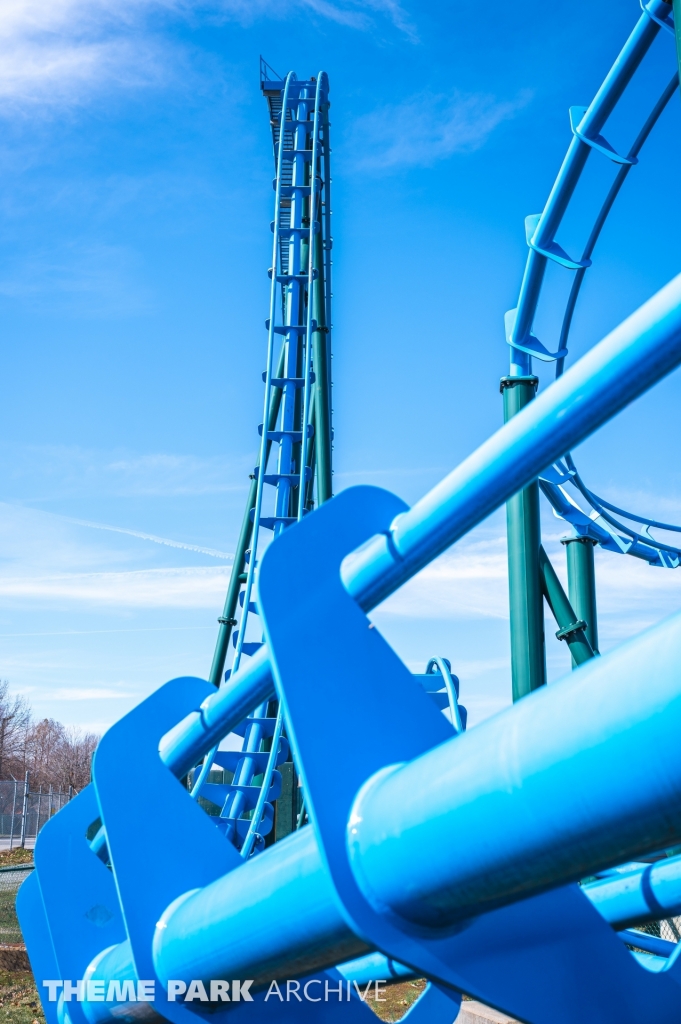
0 681 98 793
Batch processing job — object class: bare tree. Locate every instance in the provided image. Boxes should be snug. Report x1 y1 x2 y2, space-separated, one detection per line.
0 681 31 781
0 682 99 792
24 719 66 788
54 727 98 792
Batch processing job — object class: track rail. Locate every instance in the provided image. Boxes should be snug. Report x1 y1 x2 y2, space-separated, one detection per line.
507 0 681 566
190 68 334 852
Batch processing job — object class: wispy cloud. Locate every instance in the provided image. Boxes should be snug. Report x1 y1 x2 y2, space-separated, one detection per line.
299 0 415 38
0 242 154 316
0 444 249 500
0 0 415 115
0 565 230 607
350 89 532 171
380 533 509 620
49 686 134 700
378 511 681 649
0 1 176 113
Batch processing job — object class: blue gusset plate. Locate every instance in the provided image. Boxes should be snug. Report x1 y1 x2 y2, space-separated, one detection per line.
258 484 681 1024
504 307 568 362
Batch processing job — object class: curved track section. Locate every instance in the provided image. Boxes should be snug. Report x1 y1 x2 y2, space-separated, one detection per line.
507 0 681 567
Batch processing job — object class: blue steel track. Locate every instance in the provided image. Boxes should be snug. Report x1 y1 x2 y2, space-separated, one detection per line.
509 0 681 567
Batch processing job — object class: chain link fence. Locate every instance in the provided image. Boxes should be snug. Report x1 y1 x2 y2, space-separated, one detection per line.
0 779 72 848
631 917 681 944
0 864 33 945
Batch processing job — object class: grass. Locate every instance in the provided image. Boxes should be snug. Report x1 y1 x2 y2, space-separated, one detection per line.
0 974 434 1024
0 853 32 868
0 974 425 1024
0 972 43 1024
369 979 428 1022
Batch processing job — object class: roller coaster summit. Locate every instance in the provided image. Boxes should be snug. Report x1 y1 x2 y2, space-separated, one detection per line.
18 3 681 1023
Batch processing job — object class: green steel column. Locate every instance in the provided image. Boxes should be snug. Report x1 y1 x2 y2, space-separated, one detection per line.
672 0 681 87
501 376 546 701
538 545 594 667
207 345 286 688
311 208 333 502
563 536 599 659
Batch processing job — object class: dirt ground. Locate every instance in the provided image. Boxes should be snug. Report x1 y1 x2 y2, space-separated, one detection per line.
0 971 43 1024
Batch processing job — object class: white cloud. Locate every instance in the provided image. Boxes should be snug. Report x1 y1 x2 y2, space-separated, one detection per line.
0 444 249 500
49 686 134 699
0 565 230 607
350 89 532 170
0 0 415 114
299 0 415 38
0 1 176 112
380 533 509 621
376 508 681 652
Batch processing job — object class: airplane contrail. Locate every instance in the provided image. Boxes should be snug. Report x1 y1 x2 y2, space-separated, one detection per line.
12 506 233 561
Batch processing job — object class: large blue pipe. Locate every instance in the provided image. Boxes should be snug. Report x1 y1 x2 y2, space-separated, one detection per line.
150 608 681 994
160 270 681 779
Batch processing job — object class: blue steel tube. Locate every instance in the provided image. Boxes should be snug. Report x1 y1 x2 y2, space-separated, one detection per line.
144 607 681 993
509 0 670 370
159 271 681 780
583 856 681 929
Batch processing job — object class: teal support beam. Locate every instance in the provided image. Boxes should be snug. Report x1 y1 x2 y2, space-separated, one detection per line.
501 375 546 701
207 345 286 687
563 536 599 658
538 545 594 667
672 0 681 88
311 138 333 502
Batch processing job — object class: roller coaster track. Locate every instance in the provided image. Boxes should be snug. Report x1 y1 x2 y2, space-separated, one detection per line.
191 64 334 852
189 67 469 853
508 0 681 567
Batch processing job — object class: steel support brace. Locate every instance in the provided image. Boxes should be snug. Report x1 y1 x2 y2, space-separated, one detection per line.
563 536 599 658
501 376 546 700
311 224 332 503
672 0 681 86
538 546 594 666
207 346 287 687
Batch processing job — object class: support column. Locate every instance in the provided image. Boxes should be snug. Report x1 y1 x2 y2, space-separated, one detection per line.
207 347 286 687
19 772 29 849
672 0 681 89
539 545 594 666
563 537 599 658
311 227 332 503
501 376 546 701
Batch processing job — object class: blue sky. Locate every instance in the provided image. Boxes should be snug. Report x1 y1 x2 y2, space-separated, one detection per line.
0 0 679 733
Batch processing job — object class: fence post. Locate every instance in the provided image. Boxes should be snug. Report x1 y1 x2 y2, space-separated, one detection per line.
8 780 17 852
47 784 53 824
36 786 42 841
19 772 29 848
